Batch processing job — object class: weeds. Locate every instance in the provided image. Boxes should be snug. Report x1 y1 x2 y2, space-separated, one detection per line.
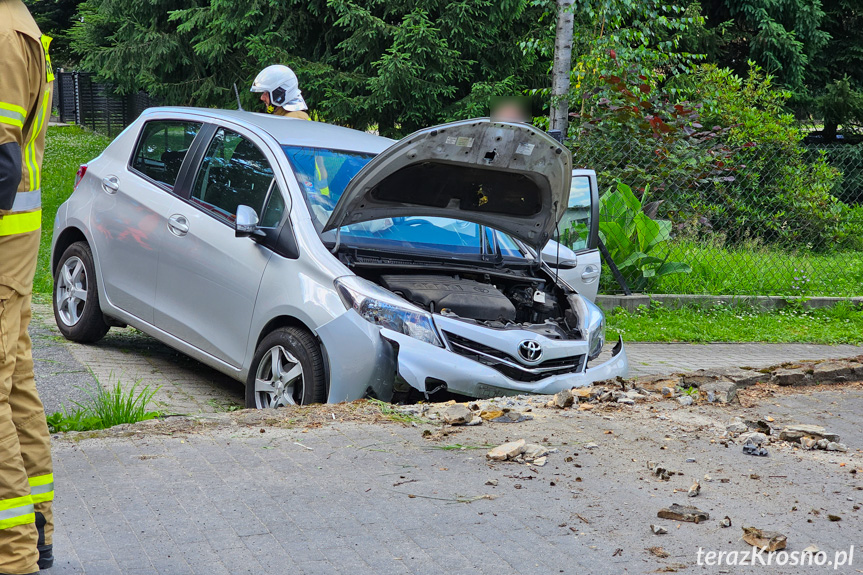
366 398 427 424
430 444 495 451
47 378 161 433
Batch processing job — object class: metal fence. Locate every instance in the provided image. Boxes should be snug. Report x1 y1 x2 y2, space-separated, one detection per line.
54 72 159 137
567 135 863 297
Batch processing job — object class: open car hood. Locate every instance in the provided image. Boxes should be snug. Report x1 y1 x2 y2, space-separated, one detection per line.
322 118 572 250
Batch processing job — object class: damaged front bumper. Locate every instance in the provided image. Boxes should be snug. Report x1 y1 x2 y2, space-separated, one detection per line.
381 330 628 399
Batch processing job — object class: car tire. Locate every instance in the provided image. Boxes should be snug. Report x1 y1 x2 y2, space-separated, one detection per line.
246 326 326 408
53 241 110 343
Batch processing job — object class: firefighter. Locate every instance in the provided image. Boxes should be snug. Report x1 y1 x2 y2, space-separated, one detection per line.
250 65 329 196
0 1 56 573
250 64 311 120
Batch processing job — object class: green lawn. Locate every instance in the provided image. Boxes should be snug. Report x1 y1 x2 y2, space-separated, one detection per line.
35 126 112 294
600 239 863 297
606 301 863 345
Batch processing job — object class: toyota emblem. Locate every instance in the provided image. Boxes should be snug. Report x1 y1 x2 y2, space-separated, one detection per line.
517 340 543 363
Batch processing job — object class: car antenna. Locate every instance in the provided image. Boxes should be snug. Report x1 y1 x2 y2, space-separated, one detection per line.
233 83 244 111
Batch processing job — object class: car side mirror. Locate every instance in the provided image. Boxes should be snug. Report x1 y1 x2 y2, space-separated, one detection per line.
235 205 265 238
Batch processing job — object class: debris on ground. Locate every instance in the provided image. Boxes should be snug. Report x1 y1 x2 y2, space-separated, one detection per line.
485 479 498 486
491 411 533 423
742 440 769 457
552 389 574 408
648 546 670 558
688 480 700 497
442 404 472 425
647 461 678 481
720 516 731 528
657 504 709 524
650 524 668 535
741 527 787 552
487 439 526 461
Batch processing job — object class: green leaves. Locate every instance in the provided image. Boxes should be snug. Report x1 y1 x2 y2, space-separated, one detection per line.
599 181 691 290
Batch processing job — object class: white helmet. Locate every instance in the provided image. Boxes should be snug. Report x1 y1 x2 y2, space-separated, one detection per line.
250 65 307 111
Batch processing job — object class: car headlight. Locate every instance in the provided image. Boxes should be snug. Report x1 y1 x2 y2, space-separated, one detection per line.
588 318 606 360
334 276 443 347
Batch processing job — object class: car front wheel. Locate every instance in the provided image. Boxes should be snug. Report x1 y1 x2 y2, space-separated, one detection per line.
53 241 110 343
246 327 326 408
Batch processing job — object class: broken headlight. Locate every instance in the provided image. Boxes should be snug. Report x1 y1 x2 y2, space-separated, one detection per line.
335 276 443 347
588 317 606 360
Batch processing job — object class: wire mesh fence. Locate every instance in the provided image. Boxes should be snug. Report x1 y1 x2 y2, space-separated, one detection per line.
568 135 863 297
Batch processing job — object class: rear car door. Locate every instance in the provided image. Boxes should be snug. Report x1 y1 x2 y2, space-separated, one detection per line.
553 169 601 301
153 125 286 367
90 119 202 322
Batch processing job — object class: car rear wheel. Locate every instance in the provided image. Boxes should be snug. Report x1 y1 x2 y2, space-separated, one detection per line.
246 327 326 408
53 241 110 343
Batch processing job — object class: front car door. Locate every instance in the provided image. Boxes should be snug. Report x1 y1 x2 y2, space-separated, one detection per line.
153 125 287 367
552 169 602 301
90 119 203 322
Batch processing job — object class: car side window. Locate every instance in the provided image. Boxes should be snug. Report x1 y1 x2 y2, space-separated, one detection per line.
190 128 276 224
560 175 592 251
130 120 201 190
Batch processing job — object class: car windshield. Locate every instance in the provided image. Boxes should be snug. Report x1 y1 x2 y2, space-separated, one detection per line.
282 145 526 259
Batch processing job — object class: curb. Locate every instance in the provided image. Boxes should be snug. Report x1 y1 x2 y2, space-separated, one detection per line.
596 293 863 313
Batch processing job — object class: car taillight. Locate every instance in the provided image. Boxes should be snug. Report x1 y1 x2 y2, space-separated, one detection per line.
74 165 87 190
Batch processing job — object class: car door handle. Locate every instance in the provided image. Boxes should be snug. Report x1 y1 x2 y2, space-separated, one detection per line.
101 175 120 194
167 214 189 237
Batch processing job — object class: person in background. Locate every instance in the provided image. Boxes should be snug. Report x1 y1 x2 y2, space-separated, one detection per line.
250 65 311 120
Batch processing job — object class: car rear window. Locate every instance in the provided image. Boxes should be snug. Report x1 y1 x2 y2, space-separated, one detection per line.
131 120 202 189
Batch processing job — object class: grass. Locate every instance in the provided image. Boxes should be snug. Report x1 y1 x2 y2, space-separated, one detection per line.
606 300 863 344
601 239 863 297
46 378 161 433
35 126 112 294
366 398 427 424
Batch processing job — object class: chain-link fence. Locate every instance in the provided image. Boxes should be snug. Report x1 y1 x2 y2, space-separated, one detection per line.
568 135 863 297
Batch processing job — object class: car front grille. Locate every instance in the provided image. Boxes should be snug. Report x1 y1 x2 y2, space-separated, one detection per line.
443 332 585 383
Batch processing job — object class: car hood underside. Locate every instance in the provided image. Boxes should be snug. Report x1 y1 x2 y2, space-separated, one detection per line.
323 118 572 250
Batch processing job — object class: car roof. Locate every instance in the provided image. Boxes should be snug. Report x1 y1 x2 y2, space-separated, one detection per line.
140 107 393 154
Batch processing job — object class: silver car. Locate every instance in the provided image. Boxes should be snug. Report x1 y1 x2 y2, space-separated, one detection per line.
51 109 627 407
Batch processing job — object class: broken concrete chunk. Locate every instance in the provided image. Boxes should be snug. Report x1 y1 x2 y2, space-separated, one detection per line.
522 443 550 461
442 404 472 425
772 368 808 386
677 395 694 406
800 437 818 450
742 527 787 552
635 374 683 391
700 381 737 403
817 438 830 450
553 389 574 408
725 419 749 434
720 516 731 528
826 441 848 452
572 387 594 400
661 387 675 398
487 439 526 461
688 480 700 497
479 409 504 420
465 416 483 426
779 424 840 443
617 397 635 405
813 361 854 382
485 479 498 486
491 411 533 423
531 456 547 467
739 432 767 446
583 442 599 450
657 504 709 524
650 524 668 535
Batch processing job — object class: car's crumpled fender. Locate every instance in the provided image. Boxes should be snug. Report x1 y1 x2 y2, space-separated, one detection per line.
316 309 395 403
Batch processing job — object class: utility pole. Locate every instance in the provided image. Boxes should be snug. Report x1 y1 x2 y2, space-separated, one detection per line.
550 0 574 139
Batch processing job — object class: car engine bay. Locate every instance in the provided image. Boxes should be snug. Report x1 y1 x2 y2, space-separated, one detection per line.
374 272 583 340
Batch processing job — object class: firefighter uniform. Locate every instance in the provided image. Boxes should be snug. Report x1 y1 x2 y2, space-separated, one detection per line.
272 106 311 121
0 0 56 573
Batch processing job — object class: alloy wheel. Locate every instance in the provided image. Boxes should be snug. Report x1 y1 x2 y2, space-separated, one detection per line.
56 256 88 327
254 345 304 408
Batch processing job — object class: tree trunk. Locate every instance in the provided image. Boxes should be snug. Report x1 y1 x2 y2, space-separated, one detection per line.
550 0 575 138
